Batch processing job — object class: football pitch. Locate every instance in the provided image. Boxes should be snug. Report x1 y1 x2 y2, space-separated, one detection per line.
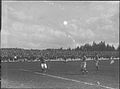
1 59 119 89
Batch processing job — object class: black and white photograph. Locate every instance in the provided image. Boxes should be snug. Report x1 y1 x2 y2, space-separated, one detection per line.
1 0 119 89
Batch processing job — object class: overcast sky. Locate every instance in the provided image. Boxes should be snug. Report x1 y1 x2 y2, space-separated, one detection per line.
1 1 119 49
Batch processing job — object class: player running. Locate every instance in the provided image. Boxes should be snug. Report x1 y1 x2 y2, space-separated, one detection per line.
40 56 47 72
81 53 88 74
94 53 99 71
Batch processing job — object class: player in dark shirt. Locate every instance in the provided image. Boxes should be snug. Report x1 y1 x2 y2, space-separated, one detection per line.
63 56 67 63
81 54 88 74
94 53 99 71
40 56 47 72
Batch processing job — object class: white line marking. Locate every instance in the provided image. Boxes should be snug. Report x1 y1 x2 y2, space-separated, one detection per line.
20 69 117 89
20 69 30 72
34 72 95 85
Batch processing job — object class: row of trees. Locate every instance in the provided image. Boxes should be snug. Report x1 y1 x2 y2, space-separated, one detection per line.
51 41 119 51
73 41 119 51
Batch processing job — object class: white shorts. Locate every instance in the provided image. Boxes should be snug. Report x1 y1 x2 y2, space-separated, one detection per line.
41 63 47 69
95 61 99 66
110 60 114 64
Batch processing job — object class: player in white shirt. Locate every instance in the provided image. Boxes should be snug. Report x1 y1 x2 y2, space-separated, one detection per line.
14 55 17 62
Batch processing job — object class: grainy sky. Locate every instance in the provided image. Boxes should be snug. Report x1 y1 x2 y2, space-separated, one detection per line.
1 1 119 49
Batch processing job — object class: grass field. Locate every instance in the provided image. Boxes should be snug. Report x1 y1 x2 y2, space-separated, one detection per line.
1 59 119 89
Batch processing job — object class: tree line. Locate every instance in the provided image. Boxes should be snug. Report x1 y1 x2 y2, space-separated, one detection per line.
74 41 119 51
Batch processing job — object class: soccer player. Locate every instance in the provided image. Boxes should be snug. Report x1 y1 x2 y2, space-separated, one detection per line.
63 56 67 63
14 55 17 62
94 53 99 71
110 56 115 64
81 54 88 74
40 56 47 72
